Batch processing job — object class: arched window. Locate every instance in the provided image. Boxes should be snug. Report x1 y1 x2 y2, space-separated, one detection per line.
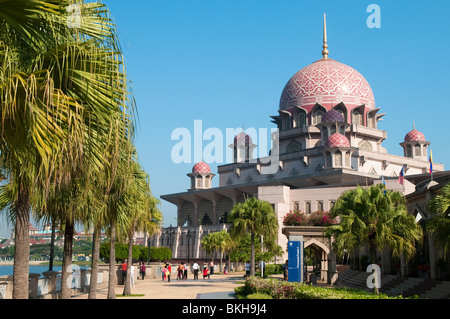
283 116 291 131
406 145 413 157
305 201 311 214
297 112 306 127
312 110 324 125
335 151 342 166
352 109 363 125
196 176 202 188
414 144 421 156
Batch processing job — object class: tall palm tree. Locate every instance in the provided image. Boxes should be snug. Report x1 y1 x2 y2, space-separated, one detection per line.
324 184 423 294
427 182 450 256
0 1 134 298
229 196 278 277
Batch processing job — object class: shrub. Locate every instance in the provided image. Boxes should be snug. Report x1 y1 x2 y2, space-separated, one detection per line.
283 210 336 226
239 276 416 299
247 293 273 299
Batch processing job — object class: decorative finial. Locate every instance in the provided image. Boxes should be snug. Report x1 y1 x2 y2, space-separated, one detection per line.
413 121 415 130
322 13 329 59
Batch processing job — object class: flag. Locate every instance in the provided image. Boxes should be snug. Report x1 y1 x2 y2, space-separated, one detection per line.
429 150 433 174
398 166 404 185
381 175 386 193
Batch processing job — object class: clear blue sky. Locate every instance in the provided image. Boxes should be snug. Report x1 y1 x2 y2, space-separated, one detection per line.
1 0 450 236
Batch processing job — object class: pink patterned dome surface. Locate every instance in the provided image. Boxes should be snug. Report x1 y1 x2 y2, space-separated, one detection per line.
404 129 426 142
192 161 211 174
279 59 375 113
322 109 345 123
325 132 350 148
234 131 252 144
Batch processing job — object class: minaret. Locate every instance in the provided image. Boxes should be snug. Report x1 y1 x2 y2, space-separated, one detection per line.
322 13 329 59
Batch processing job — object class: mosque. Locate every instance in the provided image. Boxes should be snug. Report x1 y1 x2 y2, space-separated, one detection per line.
153 16 447 281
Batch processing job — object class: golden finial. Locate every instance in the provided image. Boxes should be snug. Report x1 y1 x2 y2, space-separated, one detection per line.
322 13 329 59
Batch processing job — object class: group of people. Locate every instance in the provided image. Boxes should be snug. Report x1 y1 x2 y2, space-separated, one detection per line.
120 259 145 287
159 261 223 282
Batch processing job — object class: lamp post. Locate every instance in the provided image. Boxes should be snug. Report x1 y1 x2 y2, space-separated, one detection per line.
147 235 151 265
187 229 191 263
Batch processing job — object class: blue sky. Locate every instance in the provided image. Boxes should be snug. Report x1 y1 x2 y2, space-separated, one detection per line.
1 0 450 236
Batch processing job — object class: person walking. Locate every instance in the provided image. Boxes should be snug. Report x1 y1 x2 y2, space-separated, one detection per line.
192 262 199 280
167 263 172 282
163 264 169 282
245 262 250 277
209 261 214 275
121 259 128 285
203 266 210 279
140 262 146 280
183 263 188 280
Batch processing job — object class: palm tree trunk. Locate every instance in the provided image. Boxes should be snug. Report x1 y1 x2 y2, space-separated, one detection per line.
123 230 134 295
88 225 101 299
61 216 74 299
12 182 30 299
369 241 379 295
107 221 117 299
48 218 56 271
250 232 256 277
219 249 223 273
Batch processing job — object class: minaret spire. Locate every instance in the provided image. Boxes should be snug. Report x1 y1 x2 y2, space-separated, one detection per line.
322 13 329 59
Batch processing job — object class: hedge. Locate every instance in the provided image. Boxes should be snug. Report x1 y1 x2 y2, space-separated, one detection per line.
100 242 171 262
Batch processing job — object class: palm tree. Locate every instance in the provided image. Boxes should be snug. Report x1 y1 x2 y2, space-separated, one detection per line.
0 1 134 298
427 182 450 255
324 184 423 294
229 196 278 277
121 159 161 296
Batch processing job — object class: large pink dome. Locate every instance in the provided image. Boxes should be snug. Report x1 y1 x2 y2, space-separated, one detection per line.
279 58 375 113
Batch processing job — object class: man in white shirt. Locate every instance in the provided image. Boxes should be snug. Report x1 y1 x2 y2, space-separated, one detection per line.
192 262 199 280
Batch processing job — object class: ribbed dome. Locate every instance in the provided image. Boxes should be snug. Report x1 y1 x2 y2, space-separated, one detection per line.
234 131 252 144
279 58 375 113
192 161 211 174
404 129 426 142
322 109 345 123
325 132 350 148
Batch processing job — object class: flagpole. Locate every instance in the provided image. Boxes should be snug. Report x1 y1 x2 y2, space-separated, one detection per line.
430 149 433 182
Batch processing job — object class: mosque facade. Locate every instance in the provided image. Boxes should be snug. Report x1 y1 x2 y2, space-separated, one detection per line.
153 17 446 279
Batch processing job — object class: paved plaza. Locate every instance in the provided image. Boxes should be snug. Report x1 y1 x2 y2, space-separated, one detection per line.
71 272 249 299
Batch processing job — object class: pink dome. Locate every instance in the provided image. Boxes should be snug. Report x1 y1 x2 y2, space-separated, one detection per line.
325 132 350 148
192 161 211 174
234 131 252 144
404 129 426 142
279 59 375 113
322 109 345 123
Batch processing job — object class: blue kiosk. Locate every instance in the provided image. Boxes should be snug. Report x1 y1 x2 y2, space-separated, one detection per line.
287 235 304 283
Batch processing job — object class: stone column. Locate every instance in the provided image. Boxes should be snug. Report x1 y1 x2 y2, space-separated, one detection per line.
42 271 58 299
80 269 87 292
327 236 338 284
28 273 41 299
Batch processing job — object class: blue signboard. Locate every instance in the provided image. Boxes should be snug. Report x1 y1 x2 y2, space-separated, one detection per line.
288 239 304 282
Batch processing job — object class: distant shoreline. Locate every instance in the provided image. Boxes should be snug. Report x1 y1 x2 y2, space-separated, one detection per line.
0 261 47 266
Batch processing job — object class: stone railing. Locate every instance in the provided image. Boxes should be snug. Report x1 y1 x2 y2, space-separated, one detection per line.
0 267 110 299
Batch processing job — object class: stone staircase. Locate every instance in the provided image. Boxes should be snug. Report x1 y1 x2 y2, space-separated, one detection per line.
335 269 450 299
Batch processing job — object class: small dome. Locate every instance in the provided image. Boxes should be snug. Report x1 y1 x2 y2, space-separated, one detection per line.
404 129 426 142
322 109 345 123
325 132 350 148
234 131 252 145
192 161 211 174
